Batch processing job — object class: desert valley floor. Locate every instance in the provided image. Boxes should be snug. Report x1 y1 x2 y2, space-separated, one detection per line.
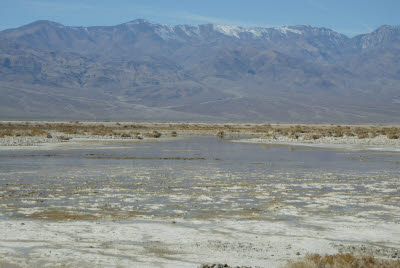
0 122 399 267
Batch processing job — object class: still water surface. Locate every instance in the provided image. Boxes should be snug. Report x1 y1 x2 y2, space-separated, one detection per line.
0 137 399 221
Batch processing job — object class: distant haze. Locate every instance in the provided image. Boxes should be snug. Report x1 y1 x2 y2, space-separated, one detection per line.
0 19 399 123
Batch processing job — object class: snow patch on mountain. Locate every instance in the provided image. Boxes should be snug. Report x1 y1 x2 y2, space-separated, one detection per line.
211 25 274 39
247 28 270 38
154 25 176 40
274 26 303 35
176 25 201 37
212 25 242 38
119 19 350 42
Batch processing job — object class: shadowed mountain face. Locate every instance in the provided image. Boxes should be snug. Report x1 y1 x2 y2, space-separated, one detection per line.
0 19 399 122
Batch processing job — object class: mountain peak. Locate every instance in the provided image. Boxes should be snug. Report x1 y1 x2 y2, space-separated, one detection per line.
0 20 66 38
358 24 400 49
373 24 400 36
124 19 159 26
376 24 400 30
27 20 65 28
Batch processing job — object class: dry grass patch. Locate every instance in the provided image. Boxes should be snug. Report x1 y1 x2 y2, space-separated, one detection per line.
284 253 400 268
30 128 48 136
0 129 14 138
60 128 84 135
1 122 400 142
90 127 116 136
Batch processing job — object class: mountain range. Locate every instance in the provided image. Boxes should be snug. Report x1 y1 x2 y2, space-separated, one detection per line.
0 19 399 122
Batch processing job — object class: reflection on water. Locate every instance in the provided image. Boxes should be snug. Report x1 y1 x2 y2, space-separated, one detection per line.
0 137 399 222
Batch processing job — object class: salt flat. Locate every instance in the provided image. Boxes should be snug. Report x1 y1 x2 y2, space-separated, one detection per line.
0 134 399 267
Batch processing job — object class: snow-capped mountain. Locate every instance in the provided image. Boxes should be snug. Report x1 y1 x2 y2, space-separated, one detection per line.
0 19 399 122
0 19 348 59
121 19 347 42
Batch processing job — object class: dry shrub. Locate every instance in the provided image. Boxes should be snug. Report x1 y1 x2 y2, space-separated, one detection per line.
353 127 366 134
0 129 14 138
58 136 70 141
385 128 400 140
312 134 322 140
291 125 304 134
262 133 274 139
90 128 115 136
305 134 322 140
357 133 369 139
333 131 343 137
145 131 162 138
369 132 379 138
376 128 386 135
284 253 400 268
387 133 399 139
252 128 267 133
328 126 344 137
274 128 289 136
61 128 84 135
31 128 48 136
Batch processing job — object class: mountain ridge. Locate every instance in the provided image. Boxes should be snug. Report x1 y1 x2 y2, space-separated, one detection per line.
0 19 399 123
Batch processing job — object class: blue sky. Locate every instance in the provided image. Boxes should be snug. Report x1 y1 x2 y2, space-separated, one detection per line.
1 0 399 36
